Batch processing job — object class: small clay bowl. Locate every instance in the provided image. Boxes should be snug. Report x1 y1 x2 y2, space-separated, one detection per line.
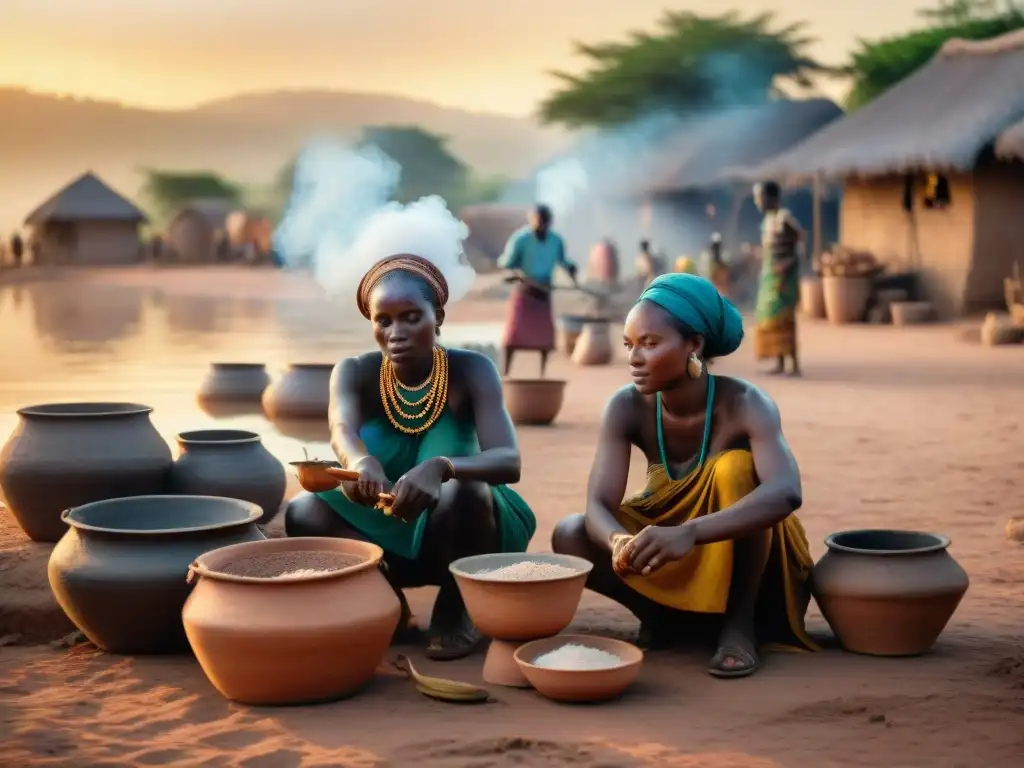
514 635 644 703
290 461 357 493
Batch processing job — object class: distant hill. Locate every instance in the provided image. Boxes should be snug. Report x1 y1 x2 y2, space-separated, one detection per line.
0 88 569 230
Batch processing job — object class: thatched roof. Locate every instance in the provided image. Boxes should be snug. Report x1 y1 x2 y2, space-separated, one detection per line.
460 204 528 272
172 198 235 229
638 99 843 195
525 99 841 201
24 171 147 226
749 30 1024 183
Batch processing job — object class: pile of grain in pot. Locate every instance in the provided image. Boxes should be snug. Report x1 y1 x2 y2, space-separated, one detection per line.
474 560 578 581
531 643 623 670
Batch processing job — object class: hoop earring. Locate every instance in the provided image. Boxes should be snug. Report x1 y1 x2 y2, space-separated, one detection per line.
687 353 704 380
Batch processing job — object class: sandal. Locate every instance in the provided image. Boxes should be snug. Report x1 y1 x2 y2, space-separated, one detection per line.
708 644 761 679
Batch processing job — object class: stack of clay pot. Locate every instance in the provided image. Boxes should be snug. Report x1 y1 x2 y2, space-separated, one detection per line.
571 319 613 366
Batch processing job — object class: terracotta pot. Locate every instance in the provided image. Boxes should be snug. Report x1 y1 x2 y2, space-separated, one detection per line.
261 363 334 420
514 634 643 703
812 529 969 656
822 275 873 324
557 314 588 355
571 321 613 365
0 403 173 542
450 553 592 687
183 537 401 705
197 363 270 403
890 301 934 326
800 275 825 319
502 379 566 426
169 430 287 525
48 495 265 654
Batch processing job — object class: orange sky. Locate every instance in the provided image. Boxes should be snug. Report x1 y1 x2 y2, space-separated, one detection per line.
1 0 925 116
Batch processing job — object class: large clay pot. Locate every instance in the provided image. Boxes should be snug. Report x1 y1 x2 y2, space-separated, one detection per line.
571 320 613 366
261 363 334 420
822 275 873 324
557 314 588 356
800 275 825 319
502 379 566 426
48 495 265 654
0 403 173 542
169 430 286 525
183 537 401 705
197 363 270 403
812 529 969 656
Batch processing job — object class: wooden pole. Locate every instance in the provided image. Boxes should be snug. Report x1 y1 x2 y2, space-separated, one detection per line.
812 174 823 262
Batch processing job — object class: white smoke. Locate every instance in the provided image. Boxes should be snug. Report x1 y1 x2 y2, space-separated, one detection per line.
273 137 475 305
535 157 589 221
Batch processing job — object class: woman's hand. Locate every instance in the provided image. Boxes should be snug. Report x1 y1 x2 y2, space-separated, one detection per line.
624 524 697 576
610 533 635 577
389 458 448 523
346 457 392 508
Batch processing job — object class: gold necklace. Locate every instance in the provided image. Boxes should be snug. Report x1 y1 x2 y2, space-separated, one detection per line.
379 347 449 434
387 358 436 407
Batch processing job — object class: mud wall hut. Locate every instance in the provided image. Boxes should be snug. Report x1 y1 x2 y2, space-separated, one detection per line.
22 172 146 266
751 30 1024 318
166 199 234 263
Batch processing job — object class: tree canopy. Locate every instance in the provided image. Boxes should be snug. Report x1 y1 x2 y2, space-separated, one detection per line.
138 170 242 222
844 1 1024 109
536 11 831 128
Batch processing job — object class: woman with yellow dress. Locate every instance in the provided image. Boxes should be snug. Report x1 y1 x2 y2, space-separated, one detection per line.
551 272 817 678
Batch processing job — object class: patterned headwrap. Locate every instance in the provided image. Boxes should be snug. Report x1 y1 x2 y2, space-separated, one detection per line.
356 254 450 319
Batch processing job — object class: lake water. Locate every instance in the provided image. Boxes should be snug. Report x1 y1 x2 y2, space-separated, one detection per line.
0 278 502 463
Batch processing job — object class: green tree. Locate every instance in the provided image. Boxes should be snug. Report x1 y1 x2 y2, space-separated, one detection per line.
139 169 242 222
537 11 830 128
844 2 1023 109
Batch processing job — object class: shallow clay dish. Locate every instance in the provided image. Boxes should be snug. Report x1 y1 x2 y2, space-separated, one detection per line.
289 460 356 493
514 635 643 703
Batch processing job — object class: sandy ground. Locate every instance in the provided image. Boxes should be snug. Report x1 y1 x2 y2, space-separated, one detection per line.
1 267 1023 767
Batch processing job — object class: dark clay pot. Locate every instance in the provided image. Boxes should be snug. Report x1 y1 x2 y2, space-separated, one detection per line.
812 529 969 656
169 430 286 525
48 495 265 654
262 363 334 420
0 403 173 542
197 363 270 403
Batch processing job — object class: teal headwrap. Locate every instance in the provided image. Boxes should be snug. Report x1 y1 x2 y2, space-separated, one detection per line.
637 273 744 358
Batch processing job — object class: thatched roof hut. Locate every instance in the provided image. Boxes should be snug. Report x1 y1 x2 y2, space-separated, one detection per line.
752 31 1024 182
747 30 1024 317
23 171 147 266
166 198 235 263
460 204 528 272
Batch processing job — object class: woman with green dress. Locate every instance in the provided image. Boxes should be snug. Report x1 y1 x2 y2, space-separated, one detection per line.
285 253 536 661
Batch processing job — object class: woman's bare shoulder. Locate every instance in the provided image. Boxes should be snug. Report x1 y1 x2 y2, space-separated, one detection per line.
714 375 781 423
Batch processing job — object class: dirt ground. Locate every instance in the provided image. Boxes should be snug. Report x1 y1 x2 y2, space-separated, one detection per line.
1 267 1023 767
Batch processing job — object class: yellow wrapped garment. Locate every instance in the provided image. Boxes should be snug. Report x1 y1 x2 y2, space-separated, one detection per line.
614 449 819 651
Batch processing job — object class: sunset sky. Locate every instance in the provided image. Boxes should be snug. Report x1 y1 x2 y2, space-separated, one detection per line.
2 0 926 116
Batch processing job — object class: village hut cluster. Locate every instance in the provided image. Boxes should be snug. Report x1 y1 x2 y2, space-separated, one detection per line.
1 172 274 269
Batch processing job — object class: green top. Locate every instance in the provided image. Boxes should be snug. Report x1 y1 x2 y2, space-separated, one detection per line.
656 375 716 482
497 226 574 286
317 390 536 561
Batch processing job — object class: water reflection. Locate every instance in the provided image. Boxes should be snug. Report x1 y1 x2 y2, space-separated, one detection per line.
0 275 502 469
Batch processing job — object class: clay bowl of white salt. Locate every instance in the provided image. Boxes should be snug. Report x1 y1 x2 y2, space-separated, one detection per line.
449 553 593 640
514 635 643 703
449 553 593 688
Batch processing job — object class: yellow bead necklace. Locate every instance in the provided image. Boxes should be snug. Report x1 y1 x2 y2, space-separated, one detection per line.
379 346 449 435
